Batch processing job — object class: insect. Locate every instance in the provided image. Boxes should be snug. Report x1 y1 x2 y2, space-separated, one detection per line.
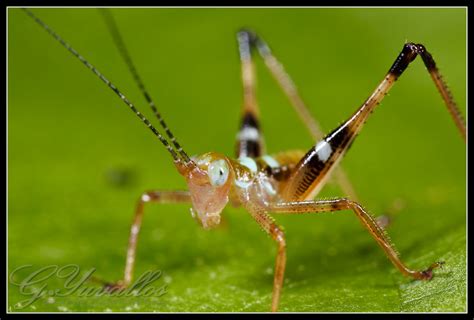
22 8 465 312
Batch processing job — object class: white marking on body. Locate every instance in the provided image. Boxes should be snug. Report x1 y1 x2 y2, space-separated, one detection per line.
237 127 259 141
305 148 346 201
238 156 258 173
262 179 276 196
315 140 332 162
141 194 151 202
235 178 252 189
262 155 279 168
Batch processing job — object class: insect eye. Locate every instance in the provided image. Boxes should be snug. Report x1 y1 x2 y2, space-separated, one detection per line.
208 159 229 186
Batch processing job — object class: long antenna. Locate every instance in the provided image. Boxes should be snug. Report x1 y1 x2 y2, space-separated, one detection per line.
22 8 184 165
100 8 193 164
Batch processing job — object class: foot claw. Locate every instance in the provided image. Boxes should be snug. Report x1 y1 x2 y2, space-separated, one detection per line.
103 281 126 293
420 269 434 280
420 261 444 280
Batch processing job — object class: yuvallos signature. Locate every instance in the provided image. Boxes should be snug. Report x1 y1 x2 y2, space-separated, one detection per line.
9 264 168 310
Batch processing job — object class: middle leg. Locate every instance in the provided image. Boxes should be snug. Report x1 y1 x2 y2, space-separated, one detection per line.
270 199 443 280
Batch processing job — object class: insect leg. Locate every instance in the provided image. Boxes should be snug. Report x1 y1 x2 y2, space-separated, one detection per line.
237 29 359 200
282 42 465 202
270 199 443 280
416 44 466 140
235 30 265 159
246 208 286 312
238 29 324 141
108 190 190 288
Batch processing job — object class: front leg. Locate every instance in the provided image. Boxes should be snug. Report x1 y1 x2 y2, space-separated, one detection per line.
107 190 190 288
270 199 443 280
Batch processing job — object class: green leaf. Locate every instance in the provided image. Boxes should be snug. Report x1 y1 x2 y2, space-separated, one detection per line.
8 8 466 312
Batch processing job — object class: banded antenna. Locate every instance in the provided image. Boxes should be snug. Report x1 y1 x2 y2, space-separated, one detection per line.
22 8 193 167
100 8 193 164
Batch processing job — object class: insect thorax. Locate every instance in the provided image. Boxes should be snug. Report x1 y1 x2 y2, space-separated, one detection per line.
229 152 305 208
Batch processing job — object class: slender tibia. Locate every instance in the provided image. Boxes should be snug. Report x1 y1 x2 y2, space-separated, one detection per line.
114 190 190 287
271 224 286 313
248 210 286 312
270 199 444 280
390 43 465 140
243 29 324 140
412 45 465 141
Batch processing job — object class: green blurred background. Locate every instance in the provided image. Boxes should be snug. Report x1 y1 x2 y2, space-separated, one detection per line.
8 8 466 312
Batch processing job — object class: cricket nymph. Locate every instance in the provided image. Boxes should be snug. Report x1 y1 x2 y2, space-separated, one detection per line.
26 8 465 312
